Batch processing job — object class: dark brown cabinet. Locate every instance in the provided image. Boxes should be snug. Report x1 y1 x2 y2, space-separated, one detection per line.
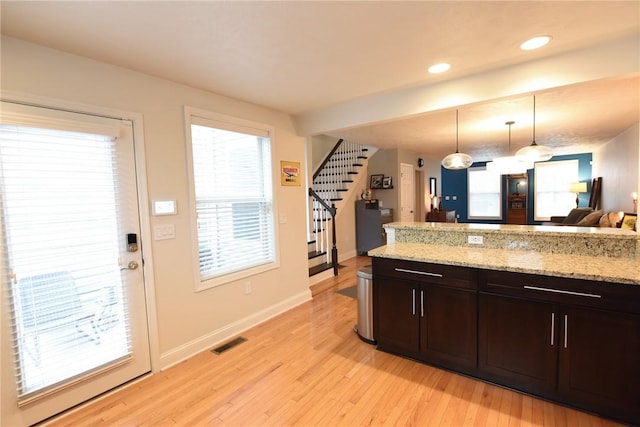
421 284 476 373
374 277 419 356
558 306 640 423
478 270 640 425
426 209 456 223
373 259 640 425
372 257 477 374
478 294 557 396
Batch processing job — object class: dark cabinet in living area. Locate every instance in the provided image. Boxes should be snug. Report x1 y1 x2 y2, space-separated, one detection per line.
355 200 393 255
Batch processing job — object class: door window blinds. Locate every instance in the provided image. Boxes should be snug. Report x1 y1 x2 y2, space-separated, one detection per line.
0 122 132 401
187 114 276 289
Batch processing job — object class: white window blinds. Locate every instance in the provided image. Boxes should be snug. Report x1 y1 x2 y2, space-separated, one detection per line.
0 122 132 401
186 111 277 289
468 167 502 219
534 160 578 220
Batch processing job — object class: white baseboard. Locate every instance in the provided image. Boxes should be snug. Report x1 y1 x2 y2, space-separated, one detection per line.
339 249 358 262
158 289 312 370
308 268 334 286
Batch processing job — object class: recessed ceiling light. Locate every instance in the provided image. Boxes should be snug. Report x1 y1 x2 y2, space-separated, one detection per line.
520 36 552 51
428 63 450 74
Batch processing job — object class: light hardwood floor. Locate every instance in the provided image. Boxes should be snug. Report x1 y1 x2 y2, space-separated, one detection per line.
47 256 623 426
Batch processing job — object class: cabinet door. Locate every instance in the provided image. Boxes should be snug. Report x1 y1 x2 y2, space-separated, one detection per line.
478 293 557 396
558 306 640 425
373 277 419 357
420 285 477 373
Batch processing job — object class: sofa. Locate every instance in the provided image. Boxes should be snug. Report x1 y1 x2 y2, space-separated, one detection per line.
544 208 619 227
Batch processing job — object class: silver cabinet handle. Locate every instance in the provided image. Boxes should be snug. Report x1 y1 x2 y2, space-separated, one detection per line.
412 289 416 315
564 314 568 349
120 260 139 271
395 268 443 278
421 290 424 318
550 312 555 346
523 285 601 299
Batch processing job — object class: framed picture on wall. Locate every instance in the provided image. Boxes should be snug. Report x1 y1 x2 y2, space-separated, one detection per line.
382 176 392 188
370 174 384 189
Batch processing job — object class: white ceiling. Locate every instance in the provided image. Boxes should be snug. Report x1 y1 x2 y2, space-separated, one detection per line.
1 1 639 161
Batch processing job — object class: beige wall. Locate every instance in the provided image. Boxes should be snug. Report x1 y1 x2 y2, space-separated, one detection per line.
1 36 311 367
593 123 640 213
367 149 399 218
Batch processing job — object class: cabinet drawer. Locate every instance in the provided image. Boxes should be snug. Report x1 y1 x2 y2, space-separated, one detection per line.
373 257 476 290
480 269 640 314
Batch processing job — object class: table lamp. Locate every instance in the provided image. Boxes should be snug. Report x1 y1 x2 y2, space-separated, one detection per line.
569 182 587 208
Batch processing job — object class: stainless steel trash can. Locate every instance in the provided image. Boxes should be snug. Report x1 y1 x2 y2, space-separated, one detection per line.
355 265 376 344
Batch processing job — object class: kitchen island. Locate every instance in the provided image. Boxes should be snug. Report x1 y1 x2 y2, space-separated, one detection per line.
368 222 639 425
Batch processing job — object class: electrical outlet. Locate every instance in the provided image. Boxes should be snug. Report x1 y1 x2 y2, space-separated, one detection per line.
244 281 252 295
468 235 484 245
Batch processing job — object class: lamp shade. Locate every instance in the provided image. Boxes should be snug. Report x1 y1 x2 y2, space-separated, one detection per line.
569 182 587 193
516 142 554 162
442 152 473 170
486 156 533 175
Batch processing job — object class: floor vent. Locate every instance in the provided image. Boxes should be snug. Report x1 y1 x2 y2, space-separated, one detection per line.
212 336 247 355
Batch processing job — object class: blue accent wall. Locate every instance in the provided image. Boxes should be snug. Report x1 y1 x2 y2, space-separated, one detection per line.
441 153 593 224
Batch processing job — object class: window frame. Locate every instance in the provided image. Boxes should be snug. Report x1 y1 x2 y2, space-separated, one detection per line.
184 106 279 291
467 166 503 220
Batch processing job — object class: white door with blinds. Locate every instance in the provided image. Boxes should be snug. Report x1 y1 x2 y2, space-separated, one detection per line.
0 101 151 426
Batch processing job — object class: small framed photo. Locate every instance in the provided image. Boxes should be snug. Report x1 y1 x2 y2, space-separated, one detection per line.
382 176 392 189
620 213 637 231
370 174 384 189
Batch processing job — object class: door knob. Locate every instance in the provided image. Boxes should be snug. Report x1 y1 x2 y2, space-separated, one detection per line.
120 261 139 271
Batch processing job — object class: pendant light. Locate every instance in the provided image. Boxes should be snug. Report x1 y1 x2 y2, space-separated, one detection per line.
515 95 553 162
486 121 533 174
441 110 473 170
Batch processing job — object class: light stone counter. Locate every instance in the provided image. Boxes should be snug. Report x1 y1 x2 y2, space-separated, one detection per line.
369 222 640 285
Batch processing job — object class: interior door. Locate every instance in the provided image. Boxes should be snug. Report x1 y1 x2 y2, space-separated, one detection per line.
400 163 415 221
0 101 151 426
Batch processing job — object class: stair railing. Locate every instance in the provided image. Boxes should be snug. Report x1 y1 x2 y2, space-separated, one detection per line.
308 188 338 276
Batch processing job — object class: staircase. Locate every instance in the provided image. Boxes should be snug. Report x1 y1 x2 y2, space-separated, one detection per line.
308 139 369 277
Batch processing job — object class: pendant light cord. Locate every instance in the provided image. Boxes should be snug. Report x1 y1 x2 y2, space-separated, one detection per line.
532 95 536 144
506 120 514 154
456 109 459 153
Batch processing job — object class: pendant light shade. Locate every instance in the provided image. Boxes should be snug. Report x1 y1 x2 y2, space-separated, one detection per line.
516 96 553 162
442 110 473 170
486 121 533 174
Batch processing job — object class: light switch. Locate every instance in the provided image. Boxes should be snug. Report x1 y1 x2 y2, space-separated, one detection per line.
154 224 175 240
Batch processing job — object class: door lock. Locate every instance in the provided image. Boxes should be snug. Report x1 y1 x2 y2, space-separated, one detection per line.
120 261 139 271
127 233 138 252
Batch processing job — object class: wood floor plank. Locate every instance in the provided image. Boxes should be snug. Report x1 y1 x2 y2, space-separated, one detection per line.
45 256 627 427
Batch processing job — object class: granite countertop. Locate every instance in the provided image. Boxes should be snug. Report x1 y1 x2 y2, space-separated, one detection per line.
368 242 640 285
384 221 638 239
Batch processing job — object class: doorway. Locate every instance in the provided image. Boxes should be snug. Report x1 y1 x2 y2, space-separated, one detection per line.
400 163 416 221
0 101 151 425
